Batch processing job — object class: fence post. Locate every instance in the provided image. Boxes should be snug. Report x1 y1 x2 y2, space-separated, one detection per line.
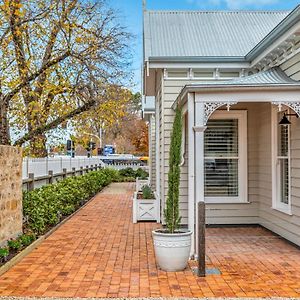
62 168 67 179
48 170 53 184
26 157 29 178
197 201 206 277
72 167 76 176
80 166 83 175
46 157 49 173
86 165 89 173
28 173 34 191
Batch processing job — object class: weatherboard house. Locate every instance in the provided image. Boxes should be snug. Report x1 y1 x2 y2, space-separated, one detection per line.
142 5 300 256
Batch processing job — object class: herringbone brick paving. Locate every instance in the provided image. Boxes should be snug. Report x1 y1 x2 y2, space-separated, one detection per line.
0 182 300 298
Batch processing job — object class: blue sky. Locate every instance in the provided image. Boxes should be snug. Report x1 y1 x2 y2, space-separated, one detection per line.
110 0 300 92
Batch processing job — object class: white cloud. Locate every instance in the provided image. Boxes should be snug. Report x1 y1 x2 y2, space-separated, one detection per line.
186 0 278 9
225 0 278 9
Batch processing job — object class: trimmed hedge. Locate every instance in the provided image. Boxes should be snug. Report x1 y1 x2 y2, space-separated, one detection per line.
119 167 149 179
23 168 119 236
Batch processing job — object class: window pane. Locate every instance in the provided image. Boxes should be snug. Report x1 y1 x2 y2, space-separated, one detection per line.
278 122 289 156
205 119 238 157
279 158 289 204
204 159 238 197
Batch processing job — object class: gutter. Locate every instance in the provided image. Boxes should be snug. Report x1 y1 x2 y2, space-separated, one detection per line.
148 56 247 63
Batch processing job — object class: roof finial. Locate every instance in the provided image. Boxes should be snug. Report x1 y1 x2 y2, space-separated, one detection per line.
143 0 147 11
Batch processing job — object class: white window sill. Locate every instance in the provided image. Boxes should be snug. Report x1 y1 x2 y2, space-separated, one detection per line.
205 198 250 204
272 206 292 216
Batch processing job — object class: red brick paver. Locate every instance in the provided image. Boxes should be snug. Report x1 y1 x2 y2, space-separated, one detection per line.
0 182 300 298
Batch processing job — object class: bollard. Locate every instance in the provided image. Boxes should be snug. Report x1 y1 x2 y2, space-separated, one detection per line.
197 201 206 277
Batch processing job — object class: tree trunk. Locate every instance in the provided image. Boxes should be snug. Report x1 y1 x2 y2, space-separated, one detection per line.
29 133 48 157
0 101 10 145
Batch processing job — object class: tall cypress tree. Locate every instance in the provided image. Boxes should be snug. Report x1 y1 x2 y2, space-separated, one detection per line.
164 108 182 233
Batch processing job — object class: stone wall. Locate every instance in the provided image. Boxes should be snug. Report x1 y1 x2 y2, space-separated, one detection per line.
0 146 23 245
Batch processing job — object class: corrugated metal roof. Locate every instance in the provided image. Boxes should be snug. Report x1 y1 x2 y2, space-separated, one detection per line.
144 10 290 59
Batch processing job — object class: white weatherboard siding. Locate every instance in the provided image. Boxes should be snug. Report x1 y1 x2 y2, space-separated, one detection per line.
155 71 164 222
280 46 300 81
206 103 259 224
163 79 208 224
149 115 156 189
259 104 300 246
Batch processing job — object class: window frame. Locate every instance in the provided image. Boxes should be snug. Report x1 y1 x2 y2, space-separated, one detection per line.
204 110 248 204
271 107 292 215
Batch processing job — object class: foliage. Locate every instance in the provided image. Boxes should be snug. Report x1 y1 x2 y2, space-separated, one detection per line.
7 239 22 251
118 167 149 179
18 233 36 247
164 108 182 233
119 167 137 178
136 168 149 179
113 176 136 183
141 185 154 199
0 248 9 259
73 86 133 149
82 92 149 155
23 168 118 235
0 0 131 156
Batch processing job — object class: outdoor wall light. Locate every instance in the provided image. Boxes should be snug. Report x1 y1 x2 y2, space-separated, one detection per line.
279 112 299 126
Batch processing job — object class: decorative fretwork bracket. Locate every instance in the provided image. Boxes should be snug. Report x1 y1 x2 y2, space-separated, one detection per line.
272 101 300 117
204 102 237 125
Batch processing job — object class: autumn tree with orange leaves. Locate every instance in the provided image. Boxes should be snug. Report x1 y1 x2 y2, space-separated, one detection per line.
0 0 131 157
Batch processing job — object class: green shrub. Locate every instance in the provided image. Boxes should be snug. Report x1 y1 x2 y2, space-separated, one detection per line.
119 167 136 178
141 185 154 199
7 239 22 251
135 168 149 179
0 248 9 259
18 234 36 247
164 108 182 233
23 168 118 236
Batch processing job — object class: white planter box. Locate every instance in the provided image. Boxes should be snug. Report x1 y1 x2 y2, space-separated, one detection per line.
136 177 150 191
133 191 158 223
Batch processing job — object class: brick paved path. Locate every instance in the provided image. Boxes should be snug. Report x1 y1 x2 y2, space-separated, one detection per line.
0 182 300 298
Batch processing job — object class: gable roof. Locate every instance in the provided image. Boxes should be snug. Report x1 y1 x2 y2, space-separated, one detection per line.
144 10 290 61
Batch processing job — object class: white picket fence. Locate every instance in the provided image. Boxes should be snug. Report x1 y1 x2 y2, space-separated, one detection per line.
22 156 148 191
22 156 105 180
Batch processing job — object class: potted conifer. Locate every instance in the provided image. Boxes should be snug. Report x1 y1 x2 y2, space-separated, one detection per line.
152 108 192 271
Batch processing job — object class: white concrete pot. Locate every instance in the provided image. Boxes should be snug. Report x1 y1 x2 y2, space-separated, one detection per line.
152 230 192 271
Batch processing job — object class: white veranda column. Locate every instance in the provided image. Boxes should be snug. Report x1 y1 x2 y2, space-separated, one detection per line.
187 93 195 257
193 100 206 258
